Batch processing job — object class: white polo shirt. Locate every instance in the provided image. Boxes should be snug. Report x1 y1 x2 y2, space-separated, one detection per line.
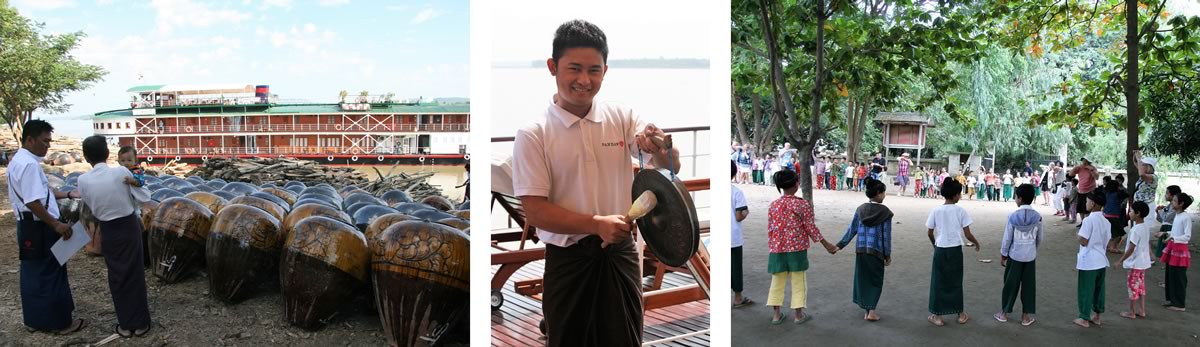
926 203 972 248
512 99 652 248
6 148 59 221
1077 211 1111 270
78 163 151 222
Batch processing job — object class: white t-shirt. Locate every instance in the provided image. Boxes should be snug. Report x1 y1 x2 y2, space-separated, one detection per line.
1077 212 1112 270
512 99 652 247
1123 221 1153 270
732 184 747 248
1169 212 1193 244
926 204 973 248
844 166 854 177
1003 174 1013 185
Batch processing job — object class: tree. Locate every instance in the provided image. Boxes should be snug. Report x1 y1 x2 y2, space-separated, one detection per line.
338 90 349 103
0 6 105 142
981 0 1200 192
1144 75 1200 163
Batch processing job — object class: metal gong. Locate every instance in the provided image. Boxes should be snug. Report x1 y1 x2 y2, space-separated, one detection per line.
631 168 699 268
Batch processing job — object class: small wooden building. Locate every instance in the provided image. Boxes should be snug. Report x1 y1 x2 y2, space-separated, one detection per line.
876 112 934 164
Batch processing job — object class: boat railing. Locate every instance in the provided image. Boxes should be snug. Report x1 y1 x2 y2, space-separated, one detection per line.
135 123 470 134
139 146 449 156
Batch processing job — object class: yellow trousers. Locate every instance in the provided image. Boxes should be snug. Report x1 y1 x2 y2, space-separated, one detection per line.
767 271 807 309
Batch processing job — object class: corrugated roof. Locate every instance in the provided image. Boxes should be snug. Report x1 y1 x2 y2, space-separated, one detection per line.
875 112 933 125
126 84 256 95
126 85 166 93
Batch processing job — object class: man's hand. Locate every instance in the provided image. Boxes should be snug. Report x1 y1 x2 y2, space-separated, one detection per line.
54 222 72 240
593 214 632 247
124 176 139 185
884 257 891 266
635 123 667 154
1000 257 1008 267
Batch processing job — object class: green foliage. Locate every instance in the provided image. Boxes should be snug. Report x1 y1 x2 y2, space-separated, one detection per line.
1144 77 1200 163
0 6 105 141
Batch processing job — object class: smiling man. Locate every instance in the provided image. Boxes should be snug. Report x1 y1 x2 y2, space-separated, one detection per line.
511 19 680 347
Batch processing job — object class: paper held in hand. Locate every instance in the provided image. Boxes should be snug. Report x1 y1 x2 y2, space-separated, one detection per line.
50 223 90 265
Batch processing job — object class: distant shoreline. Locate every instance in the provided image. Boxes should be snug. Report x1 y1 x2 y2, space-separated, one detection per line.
493 58 709 69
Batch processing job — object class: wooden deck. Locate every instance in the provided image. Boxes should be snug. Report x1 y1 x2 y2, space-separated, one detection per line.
490 254 710 346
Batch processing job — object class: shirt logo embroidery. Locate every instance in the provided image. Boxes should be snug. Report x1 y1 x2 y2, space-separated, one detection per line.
601 140 625 148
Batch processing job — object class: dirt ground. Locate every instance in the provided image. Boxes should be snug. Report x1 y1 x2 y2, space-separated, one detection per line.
0 172 457 347
731 182 1200 346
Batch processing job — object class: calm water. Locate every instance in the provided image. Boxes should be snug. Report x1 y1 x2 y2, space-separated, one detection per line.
490 68 711 230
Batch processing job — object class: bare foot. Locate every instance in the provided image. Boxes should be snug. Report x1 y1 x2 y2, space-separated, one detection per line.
957 313 970 324
928 315 945 326
1090 314 1103 326
865 311 880 321
1120 311 1137 319
1073 318 1090 328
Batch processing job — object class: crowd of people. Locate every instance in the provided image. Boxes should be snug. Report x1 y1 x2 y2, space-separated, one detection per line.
730 148 1195 328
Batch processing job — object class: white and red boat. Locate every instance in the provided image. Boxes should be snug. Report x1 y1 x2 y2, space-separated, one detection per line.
93 84 469 165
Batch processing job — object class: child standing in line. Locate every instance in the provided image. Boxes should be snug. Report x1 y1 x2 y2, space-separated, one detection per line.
966 172 977 200
1154 185 1182 258
1066 178 1080 223
1104 179 1131 254
992 171 1005 202
1002 169 1015 202
836 178 894 322
1074 191 1111 328
1158 192 1193 312
856 162 868 191
995 184 1042 326
845 162 855 192
766 169 837 324
913 166 926 198
732 161 754 308
925 178 980 326
1118 201 1153 319
825 159 835 191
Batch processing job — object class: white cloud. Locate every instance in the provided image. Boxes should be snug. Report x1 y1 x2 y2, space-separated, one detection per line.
410 6 437 25
304 23 316 33
257 24 336 53
385 4 407 11
150 0 252 35
262 0 291 9
319 0 350 6
15 0 75 10
96 0 114 5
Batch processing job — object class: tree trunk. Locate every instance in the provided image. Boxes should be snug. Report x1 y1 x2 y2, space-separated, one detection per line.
732 84 752 147
1124 0 1140 194
799 0 829 201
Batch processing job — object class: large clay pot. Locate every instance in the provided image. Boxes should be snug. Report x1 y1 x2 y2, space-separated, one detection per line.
352 205 398 232
380 190 412 205
364 213 412 243
293 197 338 210
392 202 433 215
151 188 184 202
420 196 454 211
222 182 259 196
140 200 159 267
283 203 352 238
371 221 469 346
251 191 292 212
450 210 469 220
148 197 214 283
206 204 283 304
412 209 455 222
185 191 229 215
437 218 469 231
280 216 369 330
260 187 298 207
343 192 384 210
229 195 287 222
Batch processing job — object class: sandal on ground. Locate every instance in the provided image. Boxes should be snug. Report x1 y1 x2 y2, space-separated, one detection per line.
1090 316 1103 326
1021 317 1036 326
114 324 134 338
1073 318 1090 328
133 324 151 337
1120 312 1138 319
770 314 785 325
993 312 1007 322
927 315 944 326
55 319 86 336
957 313 970 324
794 313 812 325
1167 306 1187 312
733 297 754 309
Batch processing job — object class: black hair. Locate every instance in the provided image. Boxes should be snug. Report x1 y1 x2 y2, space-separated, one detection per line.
118 146 136 156
1177 192 1194 210
1014 184 1035 205
1115 173 1125 183
21 119 53 144
731 160 736 178
1130 201 1150 218
940 178 962 199
81 135 109 164
1104 178 1120 193
865 178 886 198
552 20 608 64
1087 190 1107 207
773 169 798 193
1166 185 1181 197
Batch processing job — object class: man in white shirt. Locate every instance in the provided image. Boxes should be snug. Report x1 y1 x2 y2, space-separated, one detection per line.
78 136 153 337
9 120 87 334
512 20 680 347
732 161 752 309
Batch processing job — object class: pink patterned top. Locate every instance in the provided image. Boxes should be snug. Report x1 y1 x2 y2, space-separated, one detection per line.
768 195 823 253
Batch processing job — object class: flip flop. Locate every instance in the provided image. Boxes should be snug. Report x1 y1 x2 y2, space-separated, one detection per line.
993 312 1008 322
733 297 754 309
794 313 812 325
770 314 785 325
133 324 152 337
1167 306 1187 312
56 319 86 336
927 315 944 326
114 324 133 338
1021 317 1036 326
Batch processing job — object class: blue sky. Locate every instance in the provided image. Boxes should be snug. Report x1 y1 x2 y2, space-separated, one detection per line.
11 0 468 118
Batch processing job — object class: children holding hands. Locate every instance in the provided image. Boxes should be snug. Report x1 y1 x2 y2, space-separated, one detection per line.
836 178 894 322
766 169 837 325
995 184 1042 326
